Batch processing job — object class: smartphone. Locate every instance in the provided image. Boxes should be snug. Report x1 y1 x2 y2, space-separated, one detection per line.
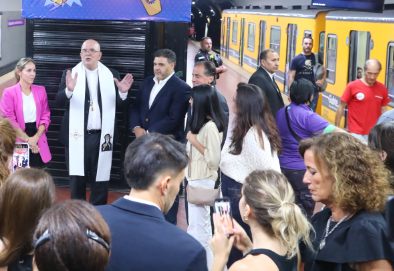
214 197 234 236
386 195 394 241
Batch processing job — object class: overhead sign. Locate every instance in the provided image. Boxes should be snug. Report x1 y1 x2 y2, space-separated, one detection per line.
22 0 191 22
311 0 384 12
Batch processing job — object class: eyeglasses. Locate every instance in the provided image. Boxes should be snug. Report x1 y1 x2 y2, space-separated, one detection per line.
81 48 100 54
34 228 110 252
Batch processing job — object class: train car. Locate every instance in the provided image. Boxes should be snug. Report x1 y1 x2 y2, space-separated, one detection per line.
321 10 394 124
221 9 328 94
221 8 394 125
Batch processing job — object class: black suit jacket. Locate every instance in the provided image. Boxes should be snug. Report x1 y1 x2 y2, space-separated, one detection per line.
56 68 124 146
129 74 191 142
97 198 208 271
248 67 284 118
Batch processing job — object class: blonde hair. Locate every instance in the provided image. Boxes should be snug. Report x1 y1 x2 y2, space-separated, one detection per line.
0 118 16 185
243 170 312 258
14 57 35 81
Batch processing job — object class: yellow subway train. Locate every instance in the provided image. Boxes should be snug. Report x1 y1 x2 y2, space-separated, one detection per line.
221 9 394 124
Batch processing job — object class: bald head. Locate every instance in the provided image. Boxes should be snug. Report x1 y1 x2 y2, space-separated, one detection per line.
364 59 382 72
80 39 102 70
363 59 381 86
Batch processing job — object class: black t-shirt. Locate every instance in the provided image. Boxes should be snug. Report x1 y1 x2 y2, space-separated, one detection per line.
290 53 316 85
194 50 223 67
301 208 394 271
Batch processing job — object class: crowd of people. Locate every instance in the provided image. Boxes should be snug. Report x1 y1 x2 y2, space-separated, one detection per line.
0 36 393 271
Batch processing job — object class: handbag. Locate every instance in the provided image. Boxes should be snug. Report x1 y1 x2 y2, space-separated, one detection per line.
186 142 220 206
186 184 220 206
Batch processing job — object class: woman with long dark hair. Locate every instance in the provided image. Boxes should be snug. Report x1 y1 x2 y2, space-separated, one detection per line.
33 200 111 271
220 82 281 265
186 84 226 269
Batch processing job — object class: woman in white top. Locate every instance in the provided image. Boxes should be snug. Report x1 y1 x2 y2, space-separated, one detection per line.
220 82 281 266
186 84 226 269
0 58 51 168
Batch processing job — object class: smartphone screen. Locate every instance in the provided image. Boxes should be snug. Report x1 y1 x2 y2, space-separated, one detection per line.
214 197 234 236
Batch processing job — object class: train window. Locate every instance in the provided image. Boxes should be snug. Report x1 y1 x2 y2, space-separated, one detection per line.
386 44 394 100
270 26 281 54
348 31 370 82
232 21 238 44
326 34 337 83
319 32 325 58
247 23 255 52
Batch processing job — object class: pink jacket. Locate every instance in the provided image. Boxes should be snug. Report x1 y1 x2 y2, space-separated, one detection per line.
0 83 52 163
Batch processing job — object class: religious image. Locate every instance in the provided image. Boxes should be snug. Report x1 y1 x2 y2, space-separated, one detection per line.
101 134 113 152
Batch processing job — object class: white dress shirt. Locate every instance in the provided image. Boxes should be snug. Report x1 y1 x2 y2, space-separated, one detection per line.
149 72 174 108
86 68 101 130
124 195 161 211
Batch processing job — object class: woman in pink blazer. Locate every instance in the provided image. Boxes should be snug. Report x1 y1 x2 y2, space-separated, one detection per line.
0 58 51 167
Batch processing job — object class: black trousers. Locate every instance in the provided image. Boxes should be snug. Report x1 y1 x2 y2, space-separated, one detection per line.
25 122 44 168
281 168 315 218
66 132 109 205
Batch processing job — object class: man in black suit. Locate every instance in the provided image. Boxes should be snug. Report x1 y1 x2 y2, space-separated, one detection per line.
56 39 133 205
129 48 190 224
248 49 284 118
97 133 207 271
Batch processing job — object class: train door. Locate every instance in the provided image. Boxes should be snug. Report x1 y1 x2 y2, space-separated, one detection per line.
239 18 245 66
386 43 394 102
348 31 371 82
284 24 297 94
257 20 266 66
225 17 231 58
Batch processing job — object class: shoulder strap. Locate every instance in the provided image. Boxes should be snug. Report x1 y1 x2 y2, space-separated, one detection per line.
285 106 302 142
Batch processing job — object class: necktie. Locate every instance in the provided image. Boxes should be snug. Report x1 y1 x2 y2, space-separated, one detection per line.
272 76 280 94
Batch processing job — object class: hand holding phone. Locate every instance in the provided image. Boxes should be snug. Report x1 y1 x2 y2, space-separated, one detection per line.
214 197 234 237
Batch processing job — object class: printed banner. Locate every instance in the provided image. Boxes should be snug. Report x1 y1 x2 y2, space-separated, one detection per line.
22 0 191 22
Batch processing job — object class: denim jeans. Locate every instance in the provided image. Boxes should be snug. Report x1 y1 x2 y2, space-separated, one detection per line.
221 173 252 267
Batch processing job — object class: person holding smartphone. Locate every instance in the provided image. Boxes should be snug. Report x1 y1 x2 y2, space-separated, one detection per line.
0 58 51 168
210 170 312 271
186 84 226 269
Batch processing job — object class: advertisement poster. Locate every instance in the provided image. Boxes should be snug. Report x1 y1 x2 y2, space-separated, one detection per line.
22 0 191 22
